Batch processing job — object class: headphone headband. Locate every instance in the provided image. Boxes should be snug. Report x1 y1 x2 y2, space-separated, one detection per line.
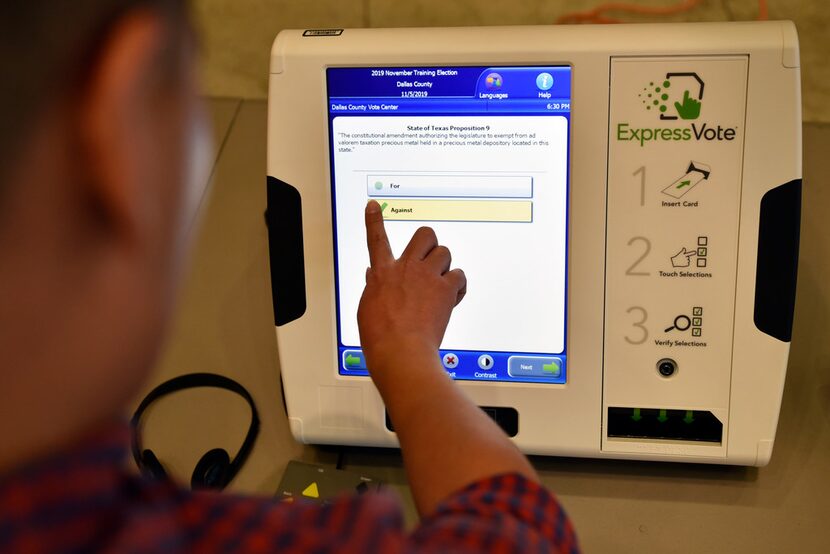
131 373 260 488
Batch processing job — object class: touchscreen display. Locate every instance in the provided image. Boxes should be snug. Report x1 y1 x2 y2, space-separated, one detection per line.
327 66 571 384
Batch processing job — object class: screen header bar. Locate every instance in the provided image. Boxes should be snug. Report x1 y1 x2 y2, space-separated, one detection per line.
329 98 571 115
327 66 572 101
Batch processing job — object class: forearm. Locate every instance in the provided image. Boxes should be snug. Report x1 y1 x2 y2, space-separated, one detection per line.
357 204 536 517
371 342 539 517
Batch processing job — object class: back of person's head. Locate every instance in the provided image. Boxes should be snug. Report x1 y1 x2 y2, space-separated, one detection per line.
0 0 209 473
0 1 187 185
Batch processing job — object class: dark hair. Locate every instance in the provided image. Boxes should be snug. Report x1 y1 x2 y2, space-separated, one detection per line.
0 1 186 186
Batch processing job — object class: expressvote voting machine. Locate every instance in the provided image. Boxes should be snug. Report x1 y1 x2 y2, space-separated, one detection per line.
265 21 802 466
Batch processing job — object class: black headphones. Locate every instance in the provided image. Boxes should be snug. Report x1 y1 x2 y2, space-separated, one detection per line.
131 373 260 491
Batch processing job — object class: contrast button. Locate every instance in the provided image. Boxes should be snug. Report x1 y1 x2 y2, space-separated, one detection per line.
507 356 562 378
342 350 367 371
478 354 495 370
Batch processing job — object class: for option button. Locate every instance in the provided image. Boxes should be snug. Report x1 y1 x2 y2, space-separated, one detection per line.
507 356 562 379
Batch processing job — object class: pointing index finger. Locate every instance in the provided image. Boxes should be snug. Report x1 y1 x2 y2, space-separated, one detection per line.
365 200 394 267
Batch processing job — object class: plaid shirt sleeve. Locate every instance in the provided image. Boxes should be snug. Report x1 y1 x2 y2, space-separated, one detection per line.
158 473 580 554
409 473 580 553
0 425 580 553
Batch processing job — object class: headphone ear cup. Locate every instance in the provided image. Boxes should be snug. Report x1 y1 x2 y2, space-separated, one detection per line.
141 449 168 481
191 448 232 490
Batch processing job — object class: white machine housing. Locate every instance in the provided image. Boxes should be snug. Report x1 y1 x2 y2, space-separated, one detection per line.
266 21 801 466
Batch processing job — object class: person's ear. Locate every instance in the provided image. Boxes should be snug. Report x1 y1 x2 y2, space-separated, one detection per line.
77 9 174 242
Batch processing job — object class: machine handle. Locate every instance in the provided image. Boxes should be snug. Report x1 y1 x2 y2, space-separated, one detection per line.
754 179 802 342
265 176 307 326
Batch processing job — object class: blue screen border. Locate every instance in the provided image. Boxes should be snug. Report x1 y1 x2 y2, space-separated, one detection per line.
325 65 572 386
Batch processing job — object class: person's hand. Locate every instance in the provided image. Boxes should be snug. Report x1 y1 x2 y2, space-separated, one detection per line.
356 204 539 518
357 201 466 377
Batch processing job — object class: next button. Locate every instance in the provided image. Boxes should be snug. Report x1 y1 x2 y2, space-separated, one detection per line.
507 356 562 378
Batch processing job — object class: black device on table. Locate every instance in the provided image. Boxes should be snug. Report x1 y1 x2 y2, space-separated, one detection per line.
131 373 260 491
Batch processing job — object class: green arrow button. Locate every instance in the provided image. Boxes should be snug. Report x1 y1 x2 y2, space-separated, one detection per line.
631 408 642 422
345 354 361 367
542 362 560 375
683 410 695 424
657 409 668 423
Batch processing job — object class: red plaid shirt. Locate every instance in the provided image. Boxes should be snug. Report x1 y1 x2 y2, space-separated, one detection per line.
0 424 580 553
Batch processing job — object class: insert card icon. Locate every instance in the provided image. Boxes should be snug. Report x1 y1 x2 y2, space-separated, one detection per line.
662 161 712 199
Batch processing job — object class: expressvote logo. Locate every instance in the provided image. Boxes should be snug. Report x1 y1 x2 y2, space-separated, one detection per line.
640 72 703 120
617 71 738 147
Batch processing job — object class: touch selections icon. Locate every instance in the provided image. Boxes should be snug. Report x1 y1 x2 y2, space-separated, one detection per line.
640 72 705 120
671 236 710 268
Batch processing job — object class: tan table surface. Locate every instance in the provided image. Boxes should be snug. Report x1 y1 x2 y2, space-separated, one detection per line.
142 98 830 553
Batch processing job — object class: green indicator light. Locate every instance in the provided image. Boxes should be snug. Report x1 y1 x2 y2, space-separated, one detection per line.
631 408 642 422
657 409 669 423
683 410 695 424
374 181 383 190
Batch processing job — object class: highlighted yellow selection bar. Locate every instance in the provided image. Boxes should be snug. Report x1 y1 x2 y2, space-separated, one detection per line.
381 199 532 223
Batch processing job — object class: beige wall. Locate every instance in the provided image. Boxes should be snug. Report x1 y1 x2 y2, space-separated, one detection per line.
193 0 829 122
